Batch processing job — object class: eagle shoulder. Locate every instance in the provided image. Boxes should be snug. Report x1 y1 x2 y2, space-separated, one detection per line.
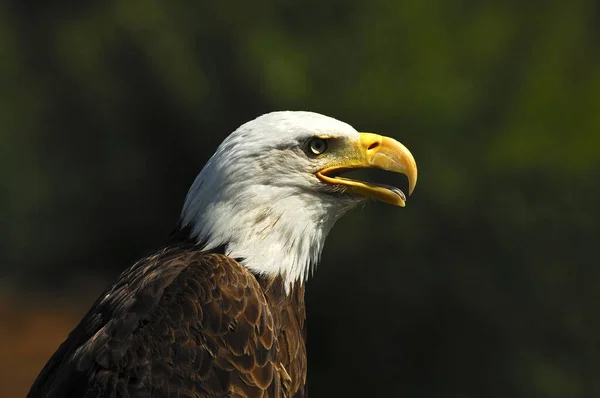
27 247 286 397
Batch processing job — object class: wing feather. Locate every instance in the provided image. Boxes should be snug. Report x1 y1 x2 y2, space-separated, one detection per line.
26 246 299 397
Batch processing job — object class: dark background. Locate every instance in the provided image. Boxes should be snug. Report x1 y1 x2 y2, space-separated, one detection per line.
2 1 600 397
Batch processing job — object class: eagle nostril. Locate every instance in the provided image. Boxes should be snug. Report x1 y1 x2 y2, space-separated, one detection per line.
367 141 380 151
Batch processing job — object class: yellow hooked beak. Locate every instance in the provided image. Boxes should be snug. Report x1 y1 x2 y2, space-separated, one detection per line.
316 133 417 207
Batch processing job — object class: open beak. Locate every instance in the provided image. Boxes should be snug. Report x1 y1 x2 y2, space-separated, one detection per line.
316 133 417 207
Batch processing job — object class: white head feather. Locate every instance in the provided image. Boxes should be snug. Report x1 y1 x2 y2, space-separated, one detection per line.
181 111 364 291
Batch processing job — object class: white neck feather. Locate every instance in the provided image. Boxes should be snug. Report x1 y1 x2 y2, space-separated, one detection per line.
182 184 351 291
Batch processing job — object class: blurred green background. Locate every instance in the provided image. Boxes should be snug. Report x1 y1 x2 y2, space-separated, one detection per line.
2 1 600 397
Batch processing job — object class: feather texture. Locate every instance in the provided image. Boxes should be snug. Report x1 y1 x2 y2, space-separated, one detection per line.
27 245 307 398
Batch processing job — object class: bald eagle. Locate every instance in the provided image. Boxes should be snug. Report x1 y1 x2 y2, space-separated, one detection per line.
28 111 417 398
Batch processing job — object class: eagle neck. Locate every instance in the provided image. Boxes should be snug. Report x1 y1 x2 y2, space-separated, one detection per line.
181 186 353 293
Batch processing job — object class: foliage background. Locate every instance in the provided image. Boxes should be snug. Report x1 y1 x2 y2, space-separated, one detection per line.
2 1 599 397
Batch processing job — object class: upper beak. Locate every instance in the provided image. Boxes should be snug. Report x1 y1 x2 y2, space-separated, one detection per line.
316 133 418 207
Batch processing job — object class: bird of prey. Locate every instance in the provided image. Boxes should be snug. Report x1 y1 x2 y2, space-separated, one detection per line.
28 111 417 398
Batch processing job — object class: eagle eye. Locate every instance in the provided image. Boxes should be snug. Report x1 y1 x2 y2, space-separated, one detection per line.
308 137 328 156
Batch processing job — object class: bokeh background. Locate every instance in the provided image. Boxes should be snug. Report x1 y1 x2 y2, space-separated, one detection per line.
2 1 600 397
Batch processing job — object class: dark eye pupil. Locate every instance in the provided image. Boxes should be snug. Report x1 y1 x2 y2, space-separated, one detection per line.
309 138 327 155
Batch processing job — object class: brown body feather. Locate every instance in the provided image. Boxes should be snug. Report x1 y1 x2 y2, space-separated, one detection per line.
27 245 307 398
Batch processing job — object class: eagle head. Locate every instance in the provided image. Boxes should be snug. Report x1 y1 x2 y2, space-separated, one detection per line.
181 111 417 290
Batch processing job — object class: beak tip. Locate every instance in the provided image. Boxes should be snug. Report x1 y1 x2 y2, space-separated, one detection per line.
408 181 416 196
408 173 417 196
